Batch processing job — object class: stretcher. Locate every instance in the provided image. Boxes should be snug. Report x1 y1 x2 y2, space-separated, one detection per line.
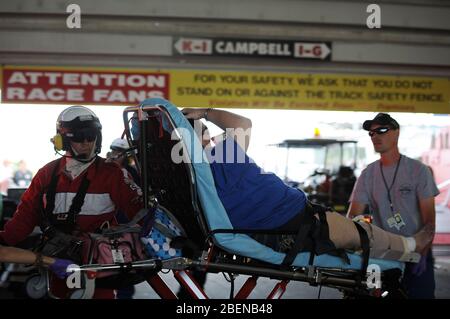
116 98 411 299
23 98 410 299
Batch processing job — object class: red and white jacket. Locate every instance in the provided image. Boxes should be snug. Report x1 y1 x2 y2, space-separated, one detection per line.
0 156 144 245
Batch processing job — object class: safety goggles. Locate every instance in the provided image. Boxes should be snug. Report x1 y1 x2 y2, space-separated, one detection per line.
368 127 390 137
67 128 97 143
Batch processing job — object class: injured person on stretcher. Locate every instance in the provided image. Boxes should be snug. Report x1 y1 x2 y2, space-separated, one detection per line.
181 107 434 263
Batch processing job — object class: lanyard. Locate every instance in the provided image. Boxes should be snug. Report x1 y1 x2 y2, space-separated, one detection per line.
380 155 402 214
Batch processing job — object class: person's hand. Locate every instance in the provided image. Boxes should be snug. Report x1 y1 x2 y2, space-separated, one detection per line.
411 253 427 277
181 108 208 120
49 258 75 279
352 215 372 224
352 215 366 223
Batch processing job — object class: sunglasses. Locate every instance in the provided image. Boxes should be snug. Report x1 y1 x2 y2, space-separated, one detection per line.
67 129 97 143
368 127 390 137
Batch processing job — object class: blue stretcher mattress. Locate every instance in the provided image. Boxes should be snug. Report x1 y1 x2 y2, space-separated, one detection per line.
138 98 404 272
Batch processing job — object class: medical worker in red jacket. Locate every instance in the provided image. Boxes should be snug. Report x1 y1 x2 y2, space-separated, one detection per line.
0 106 144 298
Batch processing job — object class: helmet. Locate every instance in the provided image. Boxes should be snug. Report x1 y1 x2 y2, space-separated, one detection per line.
53 105 102 156
110 138 130 151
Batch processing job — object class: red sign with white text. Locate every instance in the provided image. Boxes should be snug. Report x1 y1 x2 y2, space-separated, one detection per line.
1 68 170 105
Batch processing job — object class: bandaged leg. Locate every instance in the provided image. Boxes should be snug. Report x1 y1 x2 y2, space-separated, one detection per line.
323 212 420 262
358 222 420 262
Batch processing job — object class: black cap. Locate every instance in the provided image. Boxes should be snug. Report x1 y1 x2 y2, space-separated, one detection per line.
363 113 400 131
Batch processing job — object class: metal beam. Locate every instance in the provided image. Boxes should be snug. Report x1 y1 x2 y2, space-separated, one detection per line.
1 0 449 31
333 42 450 66
0 31 172 56
2 30 449 67
1 15 449 46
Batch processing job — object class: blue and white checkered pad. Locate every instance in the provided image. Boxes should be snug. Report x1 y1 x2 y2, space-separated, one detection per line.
141 209 183 259
138 98 404 272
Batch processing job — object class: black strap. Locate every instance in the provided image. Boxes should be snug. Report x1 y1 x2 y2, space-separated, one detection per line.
281 204 316 267
308 249 315 266
309 209 329 266
42 159 62 229
353 222 371 278
281 222 314 267
42 158 93 233
67 173 91 225
316 208 350 264
317 210 329 242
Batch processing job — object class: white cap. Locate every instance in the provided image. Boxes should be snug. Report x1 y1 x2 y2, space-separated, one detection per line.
110 138 129 151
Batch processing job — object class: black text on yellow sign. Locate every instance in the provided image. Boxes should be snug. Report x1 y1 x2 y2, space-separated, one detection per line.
170 71 450 114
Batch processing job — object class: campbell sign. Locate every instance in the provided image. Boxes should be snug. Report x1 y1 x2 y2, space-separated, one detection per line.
174 38 332 60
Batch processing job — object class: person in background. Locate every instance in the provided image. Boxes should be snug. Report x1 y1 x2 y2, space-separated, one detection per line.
13 160 33 187
347 113 439 299
106 138 140 186
106 137 140 299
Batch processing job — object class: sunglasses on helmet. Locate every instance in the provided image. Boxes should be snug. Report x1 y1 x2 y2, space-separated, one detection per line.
368 127 390 137
67 128 97 143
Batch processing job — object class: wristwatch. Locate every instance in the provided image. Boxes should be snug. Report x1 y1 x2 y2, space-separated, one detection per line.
33 252 44 267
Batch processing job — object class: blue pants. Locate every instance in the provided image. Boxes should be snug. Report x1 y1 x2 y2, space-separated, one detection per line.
402 250 435 299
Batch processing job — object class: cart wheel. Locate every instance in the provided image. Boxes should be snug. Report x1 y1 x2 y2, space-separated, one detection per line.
25 274 47 299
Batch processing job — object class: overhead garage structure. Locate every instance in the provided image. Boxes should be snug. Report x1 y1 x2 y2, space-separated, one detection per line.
0 0 449 112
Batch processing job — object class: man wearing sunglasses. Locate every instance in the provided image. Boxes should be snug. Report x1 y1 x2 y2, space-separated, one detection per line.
0 106 144 299
348 112 439 298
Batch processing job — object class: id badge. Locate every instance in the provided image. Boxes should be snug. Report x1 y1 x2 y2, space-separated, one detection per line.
112 249 125 263
387 213 406 230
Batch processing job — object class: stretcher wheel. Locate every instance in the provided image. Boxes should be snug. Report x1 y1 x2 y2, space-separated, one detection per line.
25 274 47 299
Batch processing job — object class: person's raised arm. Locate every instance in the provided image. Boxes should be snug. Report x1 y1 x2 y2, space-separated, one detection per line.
182 108 252 152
